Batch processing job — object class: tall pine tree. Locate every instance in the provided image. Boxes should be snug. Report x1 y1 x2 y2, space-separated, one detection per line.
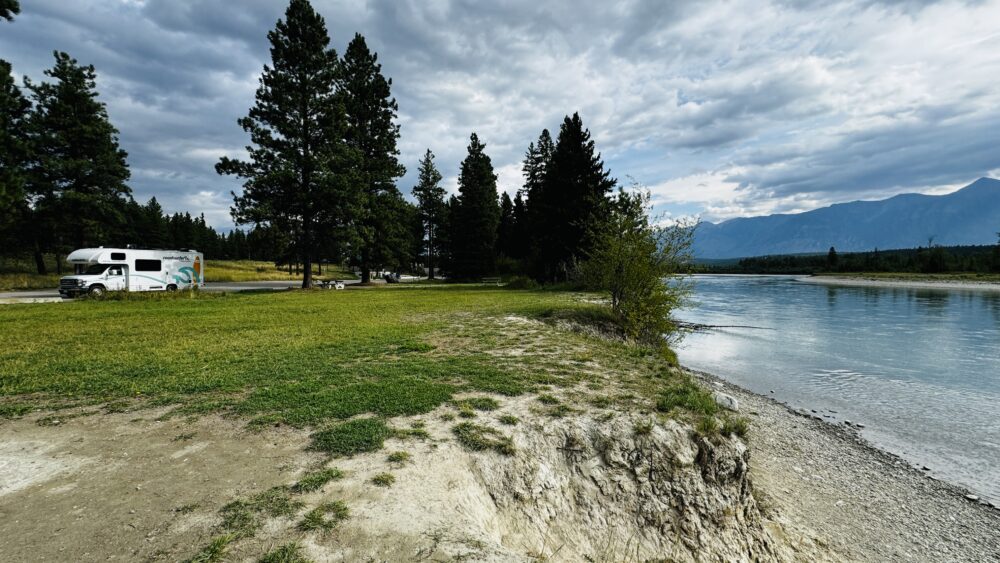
496 191 515 258
26 51 131 272
411 149 446 278
529 113 614 281
340 33 405 283
0 59 29 238
451 133 500 279
217 0 355 288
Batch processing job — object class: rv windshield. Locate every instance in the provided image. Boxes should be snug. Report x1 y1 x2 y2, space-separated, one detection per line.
83 264 111 275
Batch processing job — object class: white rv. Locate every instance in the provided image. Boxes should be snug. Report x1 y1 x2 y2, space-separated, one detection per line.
59 247 205 297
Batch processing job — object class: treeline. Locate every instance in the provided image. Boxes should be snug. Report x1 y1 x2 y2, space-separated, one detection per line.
703 243 1000 275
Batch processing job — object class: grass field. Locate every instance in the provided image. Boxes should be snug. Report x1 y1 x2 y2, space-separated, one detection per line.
0 258 355 290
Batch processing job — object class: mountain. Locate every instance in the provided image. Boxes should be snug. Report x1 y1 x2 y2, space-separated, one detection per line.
693 178 1000 258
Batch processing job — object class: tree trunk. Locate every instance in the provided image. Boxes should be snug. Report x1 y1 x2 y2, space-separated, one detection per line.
302 255 312 288
33 245 47 275
55 254 62 275
427 227 435 280
361 249 371 283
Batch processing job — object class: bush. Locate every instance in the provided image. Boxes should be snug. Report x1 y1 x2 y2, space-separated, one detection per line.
582 187 694 350
504 275 539 290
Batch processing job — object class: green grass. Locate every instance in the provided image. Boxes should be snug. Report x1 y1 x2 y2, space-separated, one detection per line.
386 451 410 464
259 542 312 563
452 422 515 455
498 414 518 425
184 534 235 563
219 486 304 538
207 260 355 283
656 379 718 417
291 468 344 493
456 397 500 411
371 472 395 487
297 501 349 532
309 418 393 456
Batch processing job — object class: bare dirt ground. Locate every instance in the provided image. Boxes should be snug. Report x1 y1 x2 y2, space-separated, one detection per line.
693 370 1000 562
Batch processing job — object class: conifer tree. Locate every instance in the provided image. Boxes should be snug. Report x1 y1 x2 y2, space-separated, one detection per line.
451 133 500 279
340 33 405 283
26 51 131 272
217 0 354 288
0 59 29 236
530 113 615 281
411 149 446 278
0 0 19 22
510 190 528 259
496 191 515 258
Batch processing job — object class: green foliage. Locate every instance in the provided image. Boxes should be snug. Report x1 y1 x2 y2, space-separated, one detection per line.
217 0 356 288
386 451 410 464
537 394 559 405
412 149 447 279
452 422 515 455
291 468 344 493
456 397 500 411
371 472 395 487
582 188 693 348
259 542 312 563
297 501 349 532
504 276 539 290
184 534 235 563
449 133 501 279
721 415 750 439
309 418 392 456
0 0 20 21
219 486 303 538
498 414 519 425
656 379 718 417
0 59 29 237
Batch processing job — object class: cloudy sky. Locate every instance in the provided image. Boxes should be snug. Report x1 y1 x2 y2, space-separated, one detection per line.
3 0 999 229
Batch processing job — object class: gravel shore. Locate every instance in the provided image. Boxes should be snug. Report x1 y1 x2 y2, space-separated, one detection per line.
690 369 1000 562
799 275 1000 292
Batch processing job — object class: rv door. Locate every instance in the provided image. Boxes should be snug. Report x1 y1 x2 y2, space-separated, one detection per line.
106 265 127 291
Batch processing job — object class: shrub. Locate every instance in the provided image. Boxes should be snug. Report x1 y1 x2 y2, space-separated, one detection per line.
504 276 539 290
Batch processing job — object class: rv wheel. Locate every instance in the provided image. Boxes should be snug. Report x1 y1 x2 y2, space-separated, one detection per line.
166 284 178 292
88 285 105 297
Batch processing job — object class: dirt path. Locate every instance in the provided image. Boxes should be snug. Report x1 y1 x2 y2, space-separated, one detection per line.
692 370 1000 562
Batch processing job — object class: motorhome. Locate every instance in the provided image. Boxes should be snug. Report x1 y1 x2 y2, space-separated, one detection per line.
58 247 205 297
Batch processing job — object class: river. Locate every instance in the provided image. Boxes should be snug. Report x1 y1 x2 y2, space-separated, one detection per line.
675 274 1000 503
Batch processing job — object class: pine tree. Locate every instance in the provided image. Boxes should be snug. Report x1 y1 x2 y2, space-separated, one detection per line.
217 0 355 288
340 33 405 283
451 133 500 279
496 191 515 258
411 149 446 278
26 51 131 272
531 113 614 281
0 0 19 22
0 59 29 238
510 190 528 259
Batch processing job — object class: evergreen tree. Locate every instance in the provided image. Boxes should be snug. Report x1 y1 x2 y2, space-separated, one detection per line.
0 59 29 238
0 0 18 22
827 246 838 269
26 51 131 273
436 194 459 276
451 133 500 279
411 149 446 278
510 190 528 259
141 197 169 248
217 0 355 288
496 191 515 258
340 33 405 283
530 113 615 281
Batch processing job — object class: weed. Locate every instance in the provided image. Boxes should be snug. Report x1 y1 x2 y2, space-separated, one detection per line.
386 451 411 464
452 422 515 455
457 397 500 411
696 416 720 436
656 380 718 417
548 404 574 418
371 472 396 487
721 416 750 439
0 403 32 418
309 418 392 456
537 394 560 405
174 503 200 514
219 486 303 537
589 396 613 408
184 534 234 563
498 414 519 425
457 403 477 418
440 413 456 421
291 468 344 494
393 427 431 440
298 501 349 532
173 432 196 442
633 419 653 436
259 542 311 563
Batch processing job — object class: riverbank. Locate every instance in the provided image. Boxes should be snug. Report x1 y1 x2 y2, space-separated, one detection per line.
691 369 1000 561
801 273 1000 291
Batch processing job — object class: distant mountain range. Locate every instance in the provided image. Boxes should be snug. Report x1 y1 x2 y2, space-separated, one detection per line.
693 178 1000 259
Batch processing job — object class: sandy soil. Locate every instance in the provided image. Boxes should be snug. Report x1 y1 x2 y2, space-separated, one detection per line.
692 370 1000 562
799 275 1000 292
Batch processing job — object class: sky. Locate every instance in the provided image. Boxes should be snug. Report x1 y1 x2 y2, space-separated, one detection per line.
2 0 999 230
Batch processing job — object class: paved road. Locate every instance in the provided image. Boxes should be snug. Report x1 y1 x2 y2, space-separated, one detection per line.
0 280 360 301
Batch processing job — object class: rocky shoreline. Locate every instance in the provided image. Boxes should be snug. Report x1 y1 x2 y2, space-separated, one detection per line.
689 368 1000 562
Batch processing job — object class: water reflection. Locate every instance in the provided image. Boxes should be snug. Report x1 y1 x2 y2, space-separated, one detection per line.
676 275 1000 503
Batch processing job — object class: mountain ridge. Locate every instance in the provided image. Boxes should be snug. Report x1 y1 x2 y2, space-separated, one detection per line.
693 178 1000 258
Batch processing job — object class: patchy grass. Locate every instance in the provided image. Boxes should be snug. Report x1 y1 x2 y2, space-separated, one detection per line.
452 422 515 455
297 501 349 532
291 468 344 493
656 379 718 417
219 487 304 538
634 419 654 436
309 418 392 456
498 414 519 425
722 415 750 439
259 542 312 563
371 472 396 487
456 397 500 411
184 534 235 563
386 451 411 465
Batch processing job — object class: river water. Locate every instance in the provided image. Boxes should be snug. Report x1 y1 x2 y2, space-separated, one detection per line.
675 275 1000 503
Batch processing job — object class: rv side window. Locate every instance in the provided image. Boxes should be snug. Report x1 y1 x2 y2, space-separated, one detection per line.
84 264 110 275
135 259 161 272
111 252 126 260
108 266 123 276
